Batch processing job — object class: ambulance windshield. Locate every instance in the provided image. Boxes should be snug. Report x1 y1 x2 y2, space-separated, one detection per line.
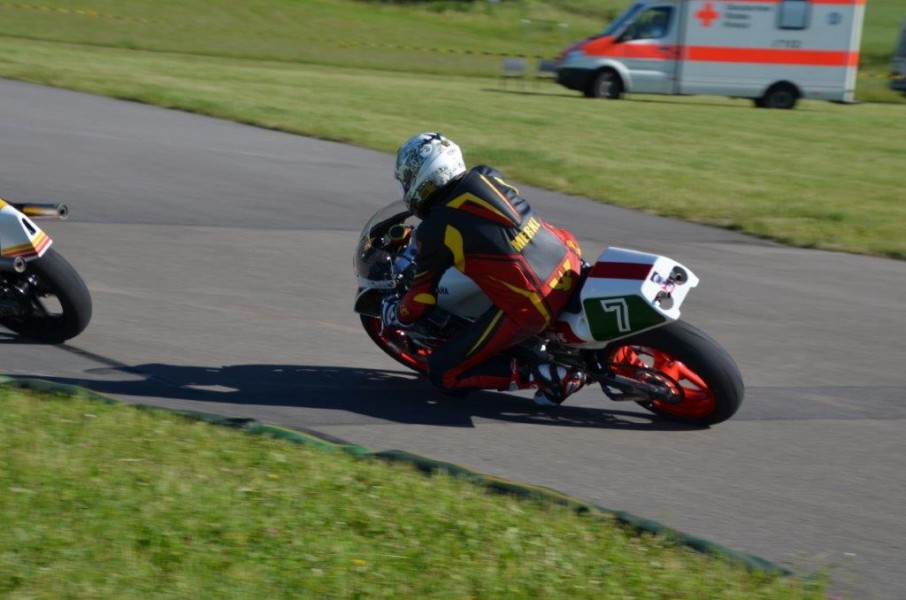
601 3 645 37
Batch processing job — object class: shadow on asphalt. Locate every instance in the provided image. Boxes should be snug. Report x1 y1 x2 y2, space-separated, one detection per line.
7 355 700 431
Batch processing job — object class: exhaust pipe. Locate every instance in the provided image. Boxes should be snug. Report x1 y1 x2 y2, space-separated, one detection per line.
0 257 26 273
13 203 69 220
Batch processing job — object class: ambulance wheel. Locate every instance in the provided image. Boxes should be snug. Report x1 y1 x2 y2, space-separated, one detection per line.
759 83 799 109
586 70 623 99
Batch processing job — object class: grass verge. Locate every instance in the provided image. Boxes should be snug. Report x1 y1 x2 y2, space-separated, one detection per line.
0 386 826 598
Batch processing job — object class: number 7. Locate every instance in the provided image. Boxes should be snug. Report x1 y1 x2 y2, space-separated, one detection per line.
600 298 631 333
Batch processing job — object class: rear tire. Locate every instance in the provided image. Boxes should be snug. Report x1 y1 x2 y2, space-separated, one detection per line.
0 248 92 343
604 321 744 425
759 83 799 109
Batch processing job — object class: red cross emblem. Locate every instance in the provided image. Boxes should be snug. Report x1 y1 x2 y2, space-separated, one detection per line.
696 2 720 27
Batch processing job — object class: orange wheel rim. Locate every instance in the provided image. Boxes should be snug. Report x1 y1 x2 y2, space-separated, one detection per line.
608 344 716 418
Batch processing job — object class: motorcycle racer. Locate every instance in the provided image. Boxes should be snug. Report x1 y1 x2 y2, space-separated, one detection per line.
381 132 585 406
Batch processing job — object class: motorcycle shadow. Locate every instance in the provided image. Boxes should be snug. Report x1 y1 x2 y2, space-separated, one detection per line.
13 361 701 431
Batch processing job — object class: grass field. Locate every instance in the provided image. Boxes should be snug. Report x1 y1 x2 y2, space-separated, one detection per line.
0 387 826 598
0 0 904 257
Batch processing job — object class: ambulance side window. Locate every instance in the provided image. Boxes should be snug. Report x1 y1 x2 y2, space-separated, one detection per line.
778 0 810 30
624 7 672 41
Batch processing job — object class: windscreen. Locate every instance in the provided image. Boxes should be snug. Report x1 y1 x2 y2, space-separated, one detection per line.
354 202 411 288
601 2 645 37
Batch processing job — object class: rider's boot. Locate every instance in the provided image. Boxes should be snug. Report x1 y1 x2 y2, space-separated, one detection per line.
508 359 586 407
531 363 586 407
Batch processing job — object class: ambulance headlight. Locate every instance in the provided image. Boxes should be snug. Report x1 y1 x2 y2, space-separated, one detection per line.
563 49 585 64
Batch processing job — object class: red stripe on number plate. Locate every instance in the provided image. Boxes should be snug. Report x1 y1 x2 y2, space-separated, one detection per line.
589 261 652 280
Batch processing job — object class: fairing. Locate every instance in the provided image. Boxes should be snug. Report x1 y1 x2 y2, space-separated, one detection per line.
0 199 53 261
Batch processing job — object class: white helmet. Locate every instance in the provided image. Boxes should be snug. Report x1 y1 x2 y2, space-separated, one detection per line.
394 132 466 214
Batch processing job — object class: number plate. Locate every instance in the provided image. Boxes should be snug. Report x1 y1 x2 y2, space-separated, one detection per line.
582 295 667 341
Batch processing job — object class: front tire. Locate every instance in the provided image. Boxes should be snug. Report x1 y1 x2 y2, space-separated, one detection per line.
361 315 429 374
604 321 744 425
0 248 92 343
585 70 624 99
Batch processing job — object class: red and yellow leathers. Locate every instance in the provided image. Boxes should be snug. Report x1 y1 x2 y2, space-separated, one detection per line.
395 165 583 391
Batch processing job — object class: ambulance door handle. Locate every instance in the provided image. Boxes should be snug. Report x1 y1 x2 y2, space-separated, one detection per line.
660 45 680 58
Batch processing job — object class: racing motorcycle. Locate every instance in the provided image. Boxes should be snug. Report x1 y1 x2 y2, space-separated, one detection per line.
0 198 91 343
354 202 743 425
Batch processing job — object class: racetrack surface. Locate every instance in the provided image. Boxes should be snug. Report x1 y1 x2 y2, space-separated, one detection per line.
2 79 904 599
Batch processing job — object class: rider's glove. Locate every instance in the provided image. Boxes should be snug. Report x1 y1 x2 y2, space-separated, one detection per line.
381 296 406 329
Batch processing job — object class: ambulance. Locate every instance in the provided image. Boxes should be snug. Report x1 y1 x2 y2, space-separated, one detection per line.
555 0 865 108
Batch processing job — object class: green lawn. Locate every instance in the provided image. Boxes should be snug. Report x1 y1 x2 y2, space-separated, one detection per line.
0 387 826 598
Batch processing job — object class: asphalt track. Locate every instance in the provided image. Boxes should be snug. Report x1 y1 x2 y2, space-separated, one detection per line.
1 79 904 599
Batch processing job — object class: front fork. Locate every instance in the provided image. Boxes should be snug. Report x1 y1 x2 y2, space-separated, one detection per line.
0 272 39 318
578 348 683 405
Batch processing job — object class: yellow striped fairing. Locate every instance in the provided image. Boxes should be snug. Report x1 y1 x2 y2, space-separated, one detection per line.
0 230 51 259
